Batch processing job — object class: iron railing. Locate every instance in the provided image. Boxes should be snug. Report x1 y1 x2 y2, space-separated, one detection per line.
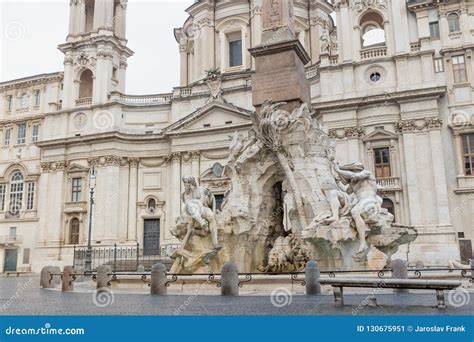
73 243 174 272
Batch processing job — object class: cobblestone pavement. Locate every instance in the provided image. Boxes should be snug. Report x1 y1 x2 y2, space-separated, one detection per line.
0 276 472 316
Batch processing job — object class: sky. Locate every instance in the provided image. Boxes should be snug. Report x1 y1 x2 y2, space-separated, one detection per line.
0 0 194 94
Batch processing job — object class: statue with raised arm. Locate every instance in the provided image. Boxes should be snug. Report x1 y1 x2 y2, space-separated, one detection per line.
180 176 220 250
333 162 382 253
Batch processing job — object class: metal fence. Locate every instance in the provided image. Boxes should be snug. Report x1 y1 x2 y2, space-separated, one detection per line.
73 243 176 272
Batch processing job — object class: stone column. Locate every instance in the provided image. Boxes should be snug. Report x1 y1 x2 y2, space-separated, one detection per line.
305 260 321 295
428 129 451 225
191 152 200 181
169 154 182 221
179 44 188 87
151 263 168 295
114 1 127 39
391 259 408 294
221 263 239 296
127 158 139 242
62 266 75 292
68 1 79 35
251 3 263 47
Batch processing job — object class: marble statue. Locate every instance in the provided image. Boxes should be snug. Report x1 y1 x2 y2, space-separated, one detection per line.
169 176 221 273
332 162 382 253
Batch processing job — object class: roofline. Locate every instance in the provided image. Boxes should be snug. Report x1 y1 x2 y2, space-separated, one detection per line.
0 72 63 87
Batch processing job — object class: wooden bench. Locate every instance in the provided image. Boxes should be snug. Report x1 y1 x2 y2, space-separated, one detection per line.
319 278 462 309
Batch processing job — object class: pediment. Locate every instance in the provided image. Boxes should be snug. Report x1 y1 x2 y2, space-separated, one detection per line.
66 163 89 173
363 128 398 142
165 101 252 135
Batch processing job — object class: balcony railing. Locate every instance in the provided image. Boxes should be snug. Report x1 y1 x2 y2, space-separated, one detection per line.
360 46 387 61
119 94 172 105
75 97 92 107
0 235 22 245
377 177 401 190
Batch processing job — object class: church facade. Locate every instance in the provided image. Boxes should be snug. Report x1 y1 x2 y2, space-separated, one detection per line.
0 0 473 273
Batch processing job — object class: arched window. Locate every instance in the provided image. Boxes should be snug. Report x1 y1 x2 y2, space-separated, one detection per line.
19 93 28 109
382 198 395 222
448 13 460 33
9 171 24 216
70 218 80 245
360 12 386 48
79 69 94 99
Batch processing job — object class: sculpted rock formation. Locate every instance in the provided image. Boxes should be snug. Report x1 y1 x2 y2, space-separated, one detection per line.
169 100 417 274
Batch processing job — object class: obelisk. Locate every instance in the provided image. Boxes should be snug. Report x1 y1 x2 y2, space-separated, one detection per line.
250 0 310 112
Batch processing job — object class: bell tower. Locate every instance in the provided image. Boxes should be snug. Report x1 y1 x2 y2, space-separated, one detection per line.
59 0 134 109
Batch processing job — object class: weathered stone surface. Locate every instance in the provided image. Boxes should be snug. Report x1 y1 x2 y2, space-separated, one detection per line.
97 265 112 290
151 263 168 295
305 260 321 295
391 259 408 294
62 266 74 292
40 266 54 289
221 262 239 296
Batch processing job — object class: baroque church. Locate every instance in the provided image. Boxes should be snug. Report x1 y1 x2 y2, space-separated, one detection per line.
0 0 473 273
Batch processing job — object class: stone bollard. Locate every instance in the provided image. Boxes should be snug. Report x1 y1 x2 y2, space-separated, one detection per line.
150 263 168 295
391 259 408 294
62 266 75 292
221 262 239 296
305 260 321 295
74 266 85 282
51 266 62 285
137 265 145 273
40 266 55 289
97 265 112 290
470 259 474 283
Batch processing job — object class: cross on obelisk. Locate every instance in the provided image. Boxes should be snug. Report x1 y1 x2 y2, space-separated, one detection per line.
250 0 310 112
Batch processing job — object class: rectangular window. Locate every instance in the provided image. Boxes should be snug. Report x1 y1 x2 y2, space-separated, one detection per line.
23 248 30 264
374 147 391 178
32 124 39 143
229 37 243 67
27 182 35 210
429 22 440 39
9 227 16 237
6 95 13 111
4 128 11 146
434 58 444 73
452 55 467 83
17 123 26 145
462 133 474 176
34 90 41 107
215 194 225 211
0 184 5 211
71 178 82 202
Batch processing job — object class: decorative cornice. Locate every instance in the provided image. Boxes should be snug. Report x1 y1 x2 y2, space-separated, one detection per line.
41 161 70 173
87 155 127 167
394 118 443 133
328 126 366 139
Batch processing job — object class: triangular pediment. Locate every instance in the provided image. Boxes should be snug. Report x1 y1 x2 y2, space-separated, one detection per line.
363 128 398 142
165 101 252 135
66 163 89 173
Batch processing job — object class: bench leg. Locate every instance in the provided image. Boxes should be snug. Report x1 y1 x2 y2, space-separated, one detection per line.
333 287 344 307
436 290 446 309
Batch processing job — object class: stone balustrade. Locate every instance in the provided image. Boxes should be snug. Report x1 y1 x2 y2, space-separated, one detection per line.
377 177 401 190
360 46 387 60
119 93 172 105
75 97 92 107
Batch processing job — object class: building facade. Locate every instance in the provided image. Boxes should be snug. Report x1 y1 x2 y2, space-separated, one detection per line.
1 0 473 273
